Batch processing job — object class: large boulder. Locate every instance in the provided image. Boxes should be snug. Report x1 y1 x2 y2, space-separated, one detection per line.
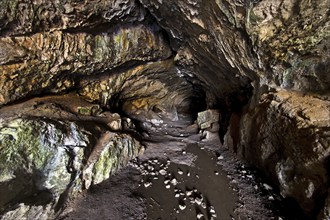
0 106 144 219
226 89 330 216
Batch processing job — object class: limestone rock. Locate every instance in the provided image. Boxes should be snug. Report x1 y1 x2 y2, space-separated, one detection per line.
79 59 197 123
0 117 89 217
197 109 219 130
0 0 146 36
0 104 143 218
232 90 330 216
0 24 171 106
82 131 144 189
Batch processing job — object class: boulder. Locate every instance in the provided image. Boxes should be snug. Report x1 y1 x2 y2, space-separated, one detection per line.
197 109 220 130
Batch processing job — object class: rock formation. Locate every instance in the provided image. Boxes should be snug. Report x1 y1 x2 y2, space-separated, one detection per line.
0 0 329 219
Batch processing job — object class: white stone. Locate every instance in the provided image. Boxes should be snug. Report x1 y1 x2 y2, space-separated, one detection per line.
197 213 204 219
195 197 202 205
209 206 216 213
144 182 152 188
263 183 273 190
179 204 186 210
170 178 178 186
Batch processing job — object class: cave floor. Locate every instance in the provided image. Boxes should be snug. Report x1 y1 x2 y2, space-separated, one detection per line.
59 115 303 220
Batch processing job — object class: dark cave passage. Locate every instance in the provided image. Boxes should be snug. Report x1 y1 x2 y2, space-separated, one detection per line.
0 0 329 219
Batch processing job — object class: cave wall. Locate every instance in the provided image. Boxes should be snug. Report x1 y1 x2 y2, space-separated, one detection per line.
0 0 329 219
137 0 330 218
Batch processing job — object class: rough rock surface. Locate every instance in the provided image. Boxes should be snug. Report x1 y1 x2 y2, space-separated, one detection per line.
225 89 330 217
138 0 330 217
0 96 144 219
0 0 329 219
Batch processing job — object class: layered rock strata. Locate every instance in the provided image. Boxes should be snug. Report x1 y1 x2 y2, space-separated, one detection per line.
0 0 329 219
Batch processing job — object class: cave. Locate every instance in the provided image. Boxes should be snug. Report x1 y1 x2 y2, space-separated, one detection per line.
0 0 329 220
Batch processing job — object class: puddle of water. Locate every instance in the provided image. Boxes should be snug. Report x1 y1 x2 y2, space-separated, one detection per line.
136 143 238 220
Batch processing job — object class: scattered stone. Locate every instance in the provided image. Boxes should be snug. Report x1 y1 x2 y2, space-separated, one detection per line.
165 184 170 189
159 169 167 175
218 155 224 160
197 213 204 219
263 183 273 190
186 190 193 196
175 193 180 198
209 206 216 214
170 178 178 186
179 204 186 210
187 172 190 177
268 196 274 200
195 197 202 205
178 169 184 175
144 182 152 188
214 171 219 175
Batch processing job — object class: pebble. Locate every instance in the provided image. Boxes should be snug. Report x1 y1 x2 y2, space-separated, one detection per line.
197 213 204 219
268 196 274 200
187 172 190 177
170 178 178 186
218 155 224 160
165 184 170 189
201 202 206 209
164 179 170 185
144 182 152 188
178 169 184 175
196 174 199 179
263 183 273 190
159 169 167 175
214 171 219 175
179 204 186 210
175 193 180 198
195 197 202 205
209 206 216 214
182 150 186 155
186 190 193 196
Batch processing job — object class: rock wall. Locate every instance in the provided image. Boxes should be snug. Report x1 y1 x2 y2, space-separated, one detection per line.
0 0 329 219
0 0 202 218
137 0 330 218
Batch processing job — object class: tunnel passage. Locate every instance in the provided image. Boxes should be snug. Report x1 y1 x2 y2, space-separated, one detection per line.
0 0 329 219
78 59 209 134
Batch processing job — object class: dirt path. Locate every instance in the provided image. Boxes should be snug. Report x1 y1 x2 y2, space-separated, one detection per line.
60 116 308 220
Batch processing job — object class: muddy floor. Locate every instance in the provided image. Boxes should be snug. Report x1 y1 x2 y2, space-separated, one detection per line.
59 115 309 220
